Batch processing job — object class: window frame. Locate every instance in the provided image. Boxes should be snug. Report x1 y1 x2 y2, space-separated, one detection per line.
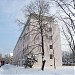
50 54 53 59
50 45 53 49
49 27 52 32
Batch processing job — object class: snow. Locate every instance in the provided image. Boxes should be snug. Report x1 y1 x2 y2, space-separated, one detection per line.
0 64 75 75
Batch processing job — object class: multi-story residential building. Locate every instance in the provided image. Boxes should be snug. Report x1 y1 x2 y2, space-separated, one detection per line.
9 53 13 64
13 13 62 68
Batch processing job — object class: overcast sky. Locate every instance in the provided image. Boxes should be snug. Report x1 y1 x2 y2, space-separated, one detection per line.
0 0 33 55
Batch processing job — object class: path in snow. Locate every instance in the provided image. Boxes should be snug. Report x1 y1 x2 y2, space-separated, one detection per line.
0 64 75 75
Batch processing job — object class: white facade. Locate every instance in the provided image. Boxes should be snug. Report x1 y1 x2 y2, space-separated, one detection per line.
13 14 62 68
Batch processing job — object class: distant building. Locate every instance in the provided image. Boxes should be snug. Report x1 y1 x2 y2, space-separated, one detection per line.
9 53 13 64
13 14 62 68
0 54 4 66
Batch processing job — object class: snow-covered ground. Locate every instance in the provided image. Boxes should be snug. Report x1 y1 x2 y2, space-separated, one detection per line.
0 64 75 75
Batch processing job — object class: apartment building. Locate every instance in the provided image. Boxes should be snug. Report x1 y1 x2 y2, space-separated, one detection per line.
13 13 62 68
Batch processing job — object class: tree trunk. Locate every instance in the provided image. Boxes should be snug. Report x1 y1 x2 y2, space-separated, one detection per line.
40 18 46 70
73 53 75 63
41 60 46 70
41 35 46 70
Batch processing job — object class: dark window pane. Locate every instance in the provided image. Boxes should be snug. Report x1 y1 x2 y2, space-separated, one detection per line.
50 54 53 59
23 41 24 47
49 27 52 32
27 45 28 49
24 36 25 40
49 36 52 40
50 45 53 49
23 49 24 54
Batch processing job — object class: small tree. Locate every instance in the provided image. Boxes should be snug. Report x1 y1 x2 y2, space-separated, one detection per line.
4 54 9 64
23 52 38 68
62 51 71 65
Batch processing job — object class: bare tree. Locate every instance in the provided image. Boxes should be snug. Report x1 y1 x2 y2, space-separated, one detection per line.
4 54 9 64
17 0 59 70
53 0 75 62
23 0 50 70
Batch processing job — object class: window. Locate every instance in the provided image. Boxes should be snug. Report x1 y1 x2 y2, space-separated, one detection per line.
23 34 25 40
49 27 52 32
27 45 28 49
23 41 24 47
50 54 53 59
22 56 23 59
49 36 52 40
23 49 24 54
50 45 53 49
